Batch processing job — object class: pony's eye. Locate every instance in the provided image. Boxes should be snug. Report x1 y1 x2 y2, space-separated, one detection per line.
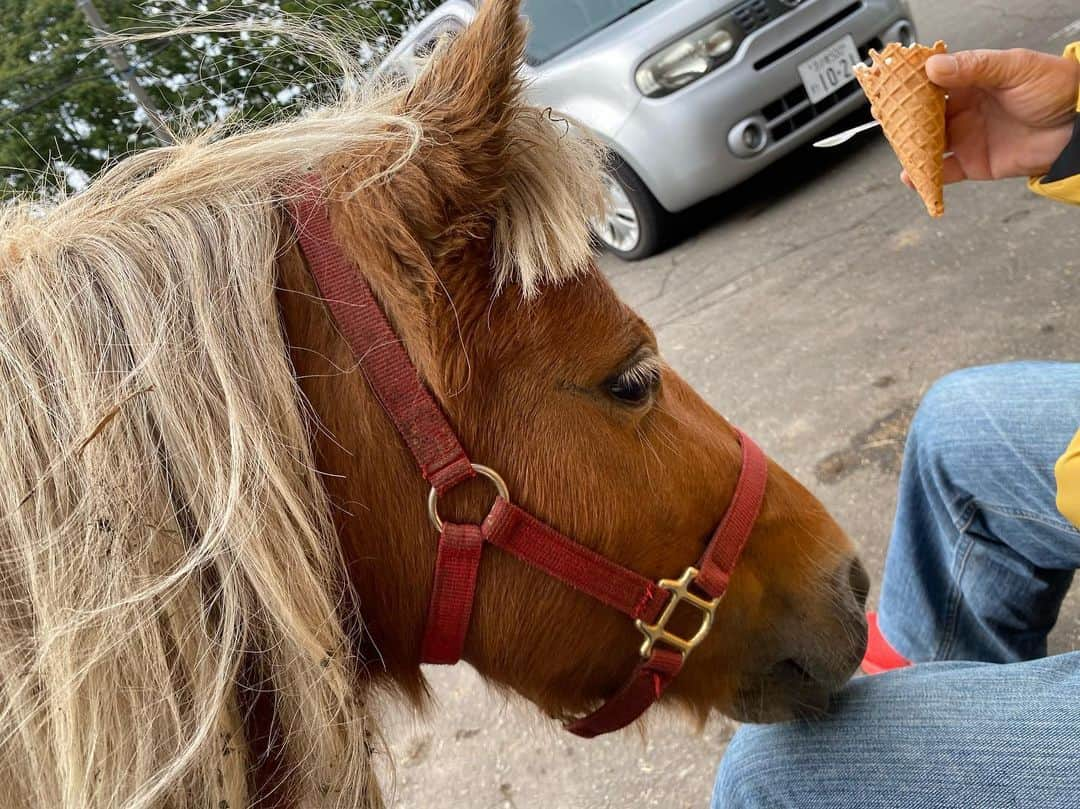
605 365 660 406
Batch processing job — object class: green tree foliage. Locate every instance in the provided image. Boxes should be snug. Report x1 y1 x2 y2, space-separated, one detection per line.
0 0 437 196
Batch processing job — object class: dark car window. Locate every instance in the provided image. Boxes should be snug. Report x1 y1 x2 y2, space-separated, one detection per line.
522 0 655 64
414 17 465 58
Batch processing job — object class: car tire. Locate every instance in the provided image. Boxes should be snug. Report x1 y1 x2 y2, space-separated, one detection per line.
594 158 669 261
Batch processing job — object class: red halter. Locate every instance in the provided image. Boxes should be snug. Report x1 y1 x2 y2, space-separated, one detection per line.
285 176 768 738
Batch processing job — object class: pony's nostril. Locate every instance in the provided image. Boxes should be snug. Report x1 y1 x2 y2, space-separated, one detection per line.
771 657 840 708
847 557 870 609
775 657 815 684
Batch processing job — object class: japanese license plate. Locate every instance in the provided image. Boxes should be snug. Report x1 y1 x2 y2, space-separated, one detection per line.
797 35 862 104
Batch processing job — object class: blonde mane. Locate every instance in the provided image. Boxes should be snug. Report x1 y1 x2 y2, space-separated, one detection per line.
0 14 602 809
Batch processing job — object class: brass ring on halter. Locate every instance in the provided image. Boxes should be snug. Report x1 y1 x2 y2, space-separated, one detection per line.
427 464 509 533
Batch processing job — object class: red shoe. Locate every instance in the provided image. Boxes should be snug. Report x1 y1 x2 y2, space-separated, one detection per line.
861 612 911 675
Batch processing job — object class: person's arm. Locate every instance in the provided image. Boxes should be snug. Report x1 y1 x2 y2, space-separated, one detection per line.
1029 43 1080 204
914 46 1080 525
1055 430 1080 528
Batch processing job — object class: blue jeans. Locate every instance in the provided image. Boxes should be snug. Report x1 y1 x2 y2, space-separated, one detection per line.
879 362 1080 663
713 363 1080 808
713 654 1080 808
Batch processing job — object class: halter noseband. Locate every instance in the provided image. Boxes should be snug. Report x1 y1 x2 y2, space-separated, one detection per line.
285 176 767 738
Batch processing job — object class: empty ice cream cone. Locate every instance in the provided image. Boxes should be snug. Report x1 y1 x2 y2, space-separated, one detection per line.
854 41 948 217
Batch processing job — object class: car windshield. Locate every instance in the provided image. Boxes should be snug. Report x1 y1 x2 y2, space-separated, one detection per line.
522 0 655 64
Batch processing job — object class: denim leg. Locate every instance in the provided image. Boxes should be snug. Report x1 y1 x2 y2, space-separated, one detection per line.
878 362 1080 663
712 654 1080 809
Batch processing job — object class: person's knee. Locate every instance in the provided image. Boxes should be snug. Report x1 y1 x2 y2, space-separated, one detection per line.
915 364 997 427
909 363 1031 473
712 726 784 809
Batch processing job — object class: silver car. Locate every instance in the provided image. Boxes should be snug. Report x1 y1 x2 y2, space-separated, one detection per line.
383 0 916 259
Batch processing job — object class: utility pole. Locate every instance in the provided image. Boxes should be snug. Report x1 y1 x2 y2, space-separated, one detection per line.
76 0 173 144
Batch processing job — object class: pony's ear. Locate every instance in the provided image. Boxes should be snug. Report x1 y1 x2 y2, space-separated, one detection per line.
399 0 528 219
390 0 603 294
329 0 600 311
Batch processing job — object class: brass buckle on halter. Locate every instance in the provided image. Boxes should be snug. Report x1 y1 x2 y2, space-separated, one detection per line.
634 566 721 660
427 464 509 532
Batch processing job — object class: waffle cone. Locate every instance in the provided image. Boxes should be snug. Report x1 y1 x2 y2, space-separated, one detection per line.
854 41 948 217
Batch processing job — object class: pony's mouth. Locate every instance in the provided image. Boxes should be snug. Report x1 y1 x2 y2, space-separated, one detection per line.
729 656 854 723
726 557 870 724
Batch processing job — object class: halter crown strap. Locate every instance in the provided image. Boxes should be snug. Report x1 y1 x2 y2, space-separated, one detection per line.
286 175 475 495
285 175 768 738
286 176 480 662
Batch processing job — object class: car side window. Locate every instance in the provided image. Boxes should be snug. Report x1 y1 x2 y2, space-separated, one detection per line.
414 17 465 59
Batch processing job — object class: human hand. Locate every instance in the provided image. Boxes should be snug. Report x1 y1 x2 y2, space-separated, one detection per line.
900 48 1080 188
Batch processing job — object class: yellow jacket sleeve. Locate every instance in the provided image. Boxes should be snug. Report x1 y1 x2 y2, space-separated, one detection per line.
1028 42 1080 204
1055 429 1080 528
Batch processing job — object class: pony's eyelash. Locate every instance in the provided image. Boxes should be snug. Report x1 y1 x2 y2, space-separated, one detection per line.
615 352 663 389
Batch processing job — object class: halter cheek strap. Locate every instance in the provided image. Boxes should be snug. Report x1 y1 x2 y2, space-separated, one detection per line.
285 175 767 737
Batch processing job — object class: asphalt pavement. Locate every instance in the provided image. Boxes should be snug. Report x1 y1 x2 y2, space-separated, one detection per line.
383 1 1080 806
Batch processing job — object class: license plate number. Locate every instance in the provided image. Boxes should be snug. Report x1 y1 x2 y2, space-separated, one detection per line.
797 35 862 104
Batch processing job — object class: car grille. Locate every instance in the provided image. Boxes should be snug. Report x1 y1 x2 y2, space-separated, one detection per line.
761 38 882 142
753 2 864 70
731 0 863 42
732 0 777 34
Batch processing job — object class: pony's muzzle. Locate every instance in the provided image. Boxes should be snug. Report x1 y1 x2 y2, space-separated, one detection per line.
847 556 871 611
790 556 870 689
732 555 870 723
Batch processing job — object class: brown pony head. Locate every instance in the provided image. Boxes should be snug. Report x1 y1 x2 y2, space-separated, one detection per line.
278 0 868 730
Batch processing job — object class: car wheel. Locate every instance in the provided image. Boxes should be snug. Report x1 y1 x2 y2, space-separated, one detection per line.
593 159 668 261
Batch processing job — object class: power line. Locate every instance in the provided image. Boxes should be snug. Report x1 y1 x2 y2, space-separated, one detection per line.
75 0 173 144
0 40 174 130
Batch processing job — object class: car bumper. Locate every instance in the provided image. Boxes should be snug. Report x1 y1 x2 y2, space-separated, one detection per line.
615 0 913 212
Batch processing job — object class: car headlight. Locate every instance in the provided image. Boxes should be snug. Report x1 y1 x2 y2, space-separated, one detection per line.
635 19 739 98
